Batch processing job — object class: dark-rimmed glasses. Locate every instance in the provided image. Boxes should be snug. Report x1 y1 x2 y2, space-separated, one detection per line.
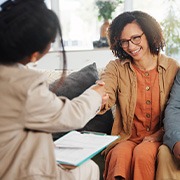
119 32 144 48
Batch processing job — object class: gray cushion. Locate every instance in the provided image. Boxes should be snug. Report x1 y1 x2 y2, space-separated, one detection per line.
49 62 99 99
49 62 114 141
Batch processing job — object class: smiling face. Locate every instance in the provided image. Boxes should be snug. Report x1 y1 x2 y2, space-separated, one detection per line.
120 22 151 62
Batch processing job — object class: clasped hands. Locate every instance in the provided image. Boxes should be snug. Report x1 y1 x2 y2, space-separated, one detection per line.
142 128 164 143
91 80 109 108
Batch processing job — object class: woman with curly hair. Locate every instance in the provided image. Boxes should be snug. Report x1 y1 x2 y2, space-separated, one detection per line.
100 11 179 180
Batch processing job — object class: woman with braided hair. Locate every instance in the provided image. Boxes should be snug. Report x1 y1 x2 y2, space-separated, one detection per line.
99 11 179 180
0 0 108 179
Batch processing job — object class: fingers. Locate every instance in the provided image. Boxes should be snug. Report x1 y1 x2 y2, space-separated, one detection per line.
96 80 105 86
91 81 109 107
91 81 106 96
102 93 109 105
143 136 155 142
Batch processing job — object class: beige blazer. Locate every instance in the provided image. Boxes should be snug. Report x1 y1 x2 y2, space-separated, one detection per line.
0 64 101 179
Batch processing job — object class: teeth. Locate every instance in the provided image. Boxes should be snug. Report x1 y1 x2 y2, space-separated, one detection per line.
131 48 140 55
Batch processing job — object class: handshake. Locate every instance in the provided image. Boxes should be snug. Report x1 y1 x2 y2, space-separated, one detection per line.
91 80 109 108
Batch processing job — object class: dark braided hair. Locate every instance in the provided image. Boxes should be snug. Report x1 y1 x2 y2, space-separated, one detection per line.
108 11 165 60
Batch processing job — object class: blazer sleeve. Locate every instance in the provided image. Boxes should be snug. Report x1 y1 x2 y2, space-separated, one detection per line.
163 69 180 151
23 76 102 133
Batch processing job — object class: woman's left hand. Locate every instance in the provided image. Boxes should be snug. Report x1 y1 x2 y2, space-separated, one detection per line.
142 128 164 142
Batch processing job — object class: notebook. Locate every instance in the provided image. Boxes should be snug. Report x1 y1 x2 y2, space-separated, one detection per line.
54 130 119 167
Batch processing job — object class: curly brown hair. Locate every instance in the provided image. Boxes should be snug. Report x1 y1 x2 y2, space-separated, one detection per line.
108 11 165 60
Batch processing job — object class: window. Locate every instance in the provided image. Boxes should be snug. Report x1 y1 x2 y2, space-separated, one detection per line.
46 0 180 53
46 0 124 51
59 0 100 50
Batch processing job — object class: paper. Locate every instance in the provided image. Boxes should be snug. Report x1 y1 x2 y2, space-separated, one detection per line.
54 130 119 166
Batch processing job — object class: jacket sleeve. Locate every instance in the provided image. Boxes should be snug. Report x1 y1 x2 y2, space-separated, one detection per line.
23 76 102 133
163 69 180 151
100 61 118 113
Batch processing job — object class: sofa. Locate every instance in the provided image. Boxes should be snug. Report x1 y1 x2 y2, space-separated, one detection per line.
39 62 115 180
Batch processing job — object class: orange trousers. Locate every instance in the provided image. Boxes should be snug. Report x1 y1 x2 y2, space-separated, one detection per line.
104 140 161 180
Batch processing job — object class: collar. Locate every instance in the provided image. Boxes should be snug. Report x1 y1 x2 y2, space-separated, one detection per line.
157 53 174 70
119 53 174 71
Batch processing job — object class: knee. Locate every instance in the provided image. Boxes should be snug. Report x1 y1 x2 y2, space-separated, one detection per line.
133 145 154 163
109 145 129 160
158 144 170 154
157 145 171 162
133 148 148 162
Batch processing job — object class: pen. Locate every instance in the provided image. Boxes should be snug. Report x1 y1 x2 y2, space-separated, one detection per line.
55 146 83 149
80 130 106 136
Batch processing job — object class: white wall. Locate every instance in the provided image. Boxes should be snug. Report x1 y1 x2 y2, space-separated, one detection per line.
28 48 116 70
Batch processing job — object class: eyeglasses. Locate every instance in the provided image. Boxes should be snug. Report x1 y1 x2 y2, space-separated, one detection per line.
119 32 144 48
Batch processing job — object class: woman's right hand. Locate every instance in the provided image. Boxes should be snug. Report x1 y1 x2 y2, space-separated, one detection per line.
91 80 109 107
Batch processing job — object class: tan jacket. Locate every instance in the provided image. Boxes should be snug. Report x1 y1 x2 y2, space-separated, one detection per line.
0 64 102 180
100 54 179 155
